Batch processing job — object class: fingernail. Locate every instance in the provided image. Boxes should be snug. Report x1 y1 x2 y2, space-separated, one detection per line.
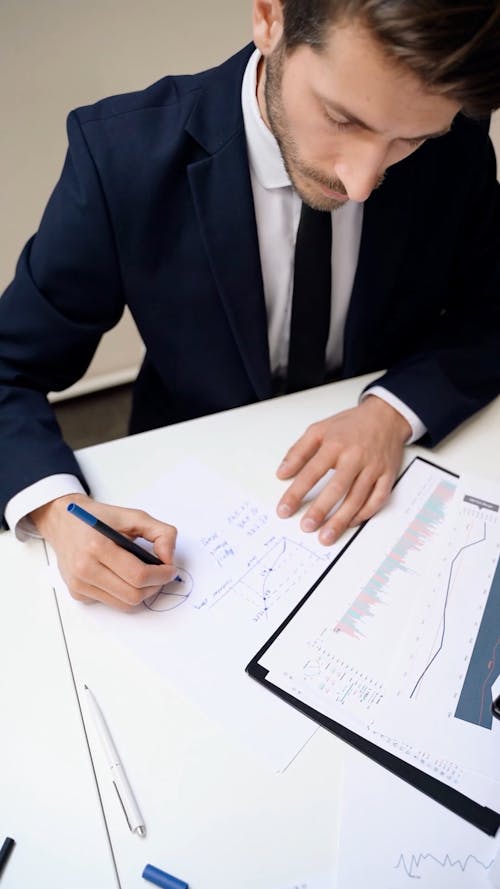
302 518 318 532
319 528 337 545
277 503 292 518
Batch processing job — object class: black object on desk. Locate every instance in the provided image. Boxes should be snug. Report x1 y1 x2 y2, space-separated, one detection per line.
0 838 15 878
492 695 500 720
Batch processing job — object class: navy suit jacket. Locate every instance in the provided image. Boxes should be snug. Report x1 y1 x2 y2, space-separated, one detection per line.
0 44 499 521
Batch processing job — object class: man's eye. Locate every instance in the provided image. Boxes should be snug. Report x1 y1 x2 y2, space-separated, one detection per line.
326 115 352 132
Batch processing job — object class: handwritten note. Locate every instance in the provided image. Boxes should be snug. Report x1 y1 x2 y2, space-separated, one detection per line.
52 458 346 771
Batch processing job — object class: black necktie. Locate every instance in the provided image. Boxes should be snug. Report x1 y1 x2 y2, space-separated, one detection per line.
286 203 332 393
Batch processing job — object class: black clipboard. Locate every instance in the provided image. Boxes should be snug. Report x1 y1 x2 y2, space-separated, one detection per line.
247 457 500 836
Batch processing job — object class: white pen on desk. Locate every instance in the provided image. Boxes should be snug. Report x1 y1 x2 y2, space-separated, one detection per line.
84 684 146 837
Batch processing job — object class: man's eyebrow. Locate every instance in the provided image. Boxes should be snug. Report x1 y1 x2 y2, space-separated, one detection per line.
322 99 452 141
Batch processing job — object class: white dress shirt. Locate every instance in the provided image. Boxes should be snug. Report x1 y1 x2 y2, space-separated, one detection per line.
6 48 425 539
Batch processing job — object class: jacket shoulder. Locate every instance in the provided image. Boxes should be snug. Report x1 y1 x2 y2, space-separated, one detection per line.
73 44 254 126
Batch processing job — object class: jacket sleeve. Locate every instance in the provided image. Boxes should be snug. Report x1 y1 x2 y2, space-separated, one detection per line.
0 111 125 523
368 121 500 445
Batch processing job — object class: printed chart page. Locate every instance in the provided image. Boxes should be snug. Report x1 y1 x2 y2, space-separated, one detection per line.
258 458 500 805
337 749 500 889
51 458 345 772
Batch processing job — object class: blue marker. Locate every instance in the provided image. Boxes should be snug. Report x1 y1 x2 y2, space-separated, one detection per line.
67 502 164 565
142 863 189 889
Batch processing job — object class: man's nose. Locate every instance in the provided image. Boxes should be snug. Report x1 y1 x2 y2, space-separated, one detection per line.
335 143 388 203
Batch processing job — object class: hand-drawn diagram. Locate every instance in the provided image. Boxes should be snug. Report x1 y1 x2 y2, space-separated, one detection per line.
143 567 193 612
210 535 331 623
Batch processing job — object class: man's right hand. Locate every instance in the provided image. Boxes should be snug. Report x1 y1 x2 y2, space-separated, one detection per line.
31 493 178 611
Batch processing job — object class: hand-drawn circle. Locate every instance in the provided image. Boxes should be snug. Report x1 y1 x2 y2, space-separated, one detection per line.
144 567 193 612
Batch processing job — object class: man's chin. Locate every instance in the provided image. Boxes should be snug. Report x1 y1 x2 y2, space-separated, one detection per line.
291 173 349 212
295 185 348 212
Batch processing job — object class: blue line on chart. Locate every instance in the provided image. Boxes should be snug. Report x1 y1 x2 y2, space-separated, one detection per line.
409 523 486 699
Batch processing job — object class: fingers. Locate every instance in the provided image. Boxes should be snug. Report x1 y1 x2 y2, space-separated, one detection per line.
48 498 179 610
278 435 356 522
347 472 396 527
279 448 365 536
275 405 406 545
68 535 172 602
276 425 323 481
69 585 142 612
69 526 177 605
109 508 178 566
69 582 164 612
315 468 395 545
277 431 341 518
301 459 372 540
65 562 173 610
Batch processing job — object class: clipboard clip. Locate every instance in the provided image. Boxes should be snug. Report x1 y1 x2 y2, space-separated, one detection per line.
492 695 500 720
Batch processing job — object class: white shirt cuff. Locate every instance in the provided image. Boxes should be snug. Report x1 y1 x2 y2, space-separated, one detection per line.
360 385 427 444
5 475 86 541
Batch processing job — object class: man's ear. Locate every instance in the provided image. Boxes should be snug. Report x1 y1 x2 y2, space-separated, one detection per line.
252 0 284 56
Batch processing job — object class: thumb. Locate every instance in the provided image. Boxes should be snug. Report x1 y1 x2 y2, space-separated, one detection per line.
142 516 178 565
115 508 178 565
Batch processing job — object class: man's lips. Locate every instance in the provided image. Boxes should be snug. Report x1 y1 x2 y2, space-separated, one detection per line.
318 183 349 201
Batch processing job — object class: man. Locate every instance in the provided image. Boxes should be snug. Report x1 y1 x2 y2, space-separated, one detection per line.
0 0 498 610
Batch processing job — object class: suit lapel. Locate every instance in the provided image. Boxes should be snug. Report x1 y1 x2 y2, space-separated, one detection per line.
188 136 272 400
185 45 272 401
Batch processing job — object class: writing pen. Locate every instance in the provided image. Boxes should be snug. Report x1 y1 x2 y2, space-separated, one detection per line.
67 502 162 565
0 837 15 877
84 685 146 837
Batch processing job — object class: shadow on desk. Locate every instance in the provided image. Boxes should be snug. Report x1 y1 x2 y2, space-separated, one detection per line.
53 383 133 450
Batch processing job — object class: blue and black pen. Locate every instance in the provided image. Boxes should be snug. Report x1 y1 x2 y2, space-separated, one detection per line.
67 502 163 565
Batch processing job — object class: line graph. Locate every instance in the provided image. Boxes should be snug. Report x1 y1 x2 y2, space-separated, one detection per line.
393 485 500 727
334 479 456 639
409 524 487 699
394 850 495 879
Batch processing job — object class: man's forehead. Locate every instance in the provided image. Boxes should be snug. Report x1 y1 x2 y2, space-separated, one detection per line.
292 23 460 138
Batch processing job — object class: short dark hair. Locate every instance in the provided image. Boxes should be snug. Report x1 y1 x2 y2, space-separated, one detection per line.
280 0 500 114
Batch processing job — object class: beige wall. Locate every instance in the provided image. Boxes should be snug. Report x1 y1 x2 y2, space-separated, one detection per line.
491 112 500 163
1 3 499 398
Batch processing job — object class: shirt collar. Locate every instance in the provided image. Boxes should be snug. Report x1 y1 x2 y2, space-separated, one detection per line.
241 48 291 190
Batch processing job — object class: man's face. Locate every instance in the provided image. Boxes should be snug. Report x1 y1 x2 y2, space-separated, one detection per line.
256 18 459 210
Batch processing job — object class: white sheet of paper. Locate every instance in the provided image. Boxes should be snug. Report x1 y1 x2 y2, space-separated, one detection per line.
278 878 334 889
258 460 500 801
51 458 346 771
337 749 500 889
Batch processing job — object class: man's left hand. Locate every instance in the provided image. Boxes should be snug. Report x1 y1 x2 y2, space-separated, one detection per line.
276 395 411 545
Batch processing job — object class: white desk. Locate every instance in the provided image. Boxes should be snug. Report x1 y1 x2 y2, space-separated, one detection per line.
2 373 499 888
